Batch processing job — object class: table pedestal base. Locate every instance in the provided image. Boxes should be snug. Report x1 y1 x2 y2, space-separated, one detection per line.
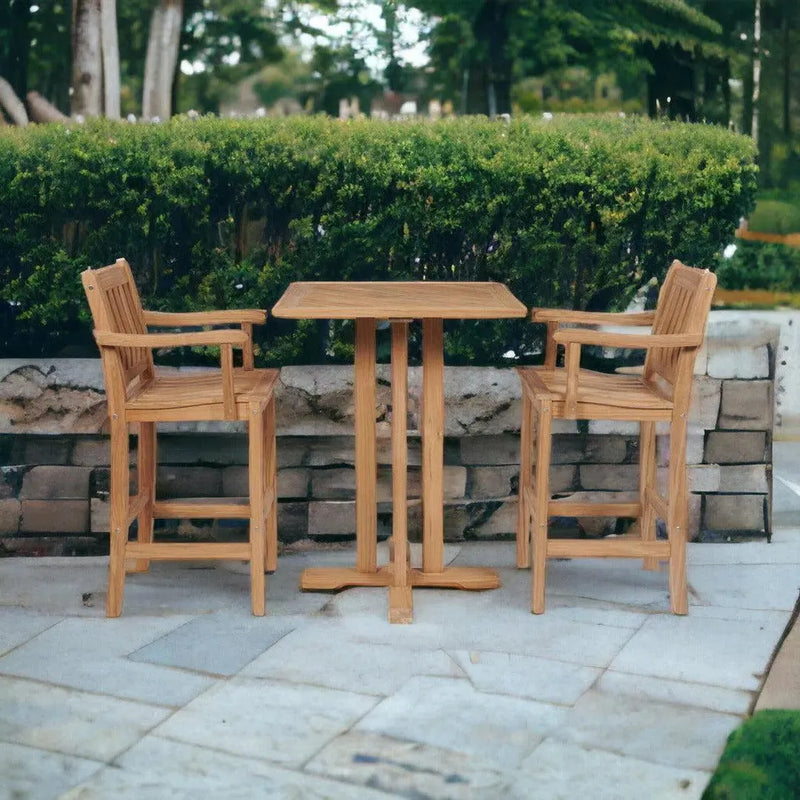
300 565 500 622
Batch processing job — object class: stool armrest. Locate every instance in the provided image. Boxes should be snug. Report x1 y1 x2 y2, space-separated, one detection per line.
531 309 656 325
94 329 249 348
143 309 267 326
552 329 702 348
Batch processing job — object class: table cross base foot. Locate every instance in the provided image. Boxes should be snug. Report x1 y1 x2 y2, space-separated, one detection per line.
388 585 413 624
300 565 500 592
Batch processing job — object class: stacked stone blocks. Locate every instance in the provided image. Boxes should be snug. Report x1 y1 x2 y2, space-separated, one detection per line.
0 316 777 554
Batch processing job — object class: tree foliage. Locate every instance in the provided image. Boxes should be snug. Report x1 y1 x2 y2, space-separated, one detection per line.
417 0 724 116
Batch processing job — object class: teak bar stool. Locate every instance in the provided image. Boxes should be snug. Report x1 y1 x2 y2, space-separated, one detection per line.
82 258 279 617
516 260 716 614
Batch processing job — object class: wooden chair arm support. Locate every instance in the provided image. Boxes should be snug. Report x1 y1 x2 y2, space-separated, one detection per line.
562 341 582 417
552 329 702 349
531 308 656 326
94 329 249 348
95 329 245 419
142 309 267 326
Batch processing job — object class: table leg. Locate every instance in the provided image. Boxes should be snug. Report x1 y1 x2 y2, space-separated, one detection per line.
355 317 377 573
388 321 412 623
416 317 500 593
422 318 444 573
300 318 382 592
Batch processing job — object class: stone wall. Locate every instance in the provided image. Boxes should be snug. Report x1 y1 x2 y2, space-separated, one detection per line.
0 315 777 555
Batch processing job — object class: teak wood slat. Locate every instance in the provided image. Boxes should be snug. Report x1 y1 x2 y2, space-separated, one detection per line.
82 258 278 617
272 281 526 319
275 281 526 622
516 260 716 615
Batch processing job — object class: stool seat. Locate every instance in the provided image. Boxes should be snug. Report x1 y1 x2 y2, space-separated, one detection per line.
126 368 279 419
517 368 674 418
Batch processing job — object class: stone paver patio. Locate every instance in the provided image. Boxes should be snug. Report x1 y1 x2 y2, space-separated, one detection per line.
1 522 797 799
2 441 799 798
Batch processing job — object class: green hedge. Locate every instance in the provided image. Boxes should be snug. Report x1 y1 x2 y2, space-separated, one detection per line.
0 115 757 364
717 240 800 292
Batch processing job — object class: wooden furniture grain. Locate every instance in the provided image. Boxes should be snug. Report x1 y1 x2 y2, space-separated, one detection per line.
516 260 717 614
272 281 527 623
82 258 279 616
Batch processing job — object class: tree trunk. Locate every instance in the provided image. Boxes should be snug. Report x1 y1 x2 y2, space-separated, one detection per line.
71 0 102 117
100 0 120 118
782 6 791 137
644 43 696 121
27 90 70 123
5 1 31 101
142 0 184 120
469 0 512 117
485 0 512 116
751 0 761 148
0 75 28 125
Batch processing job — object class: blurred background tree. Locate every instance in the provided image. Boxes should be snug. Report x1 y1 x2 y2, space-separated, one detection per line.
0 0 798 188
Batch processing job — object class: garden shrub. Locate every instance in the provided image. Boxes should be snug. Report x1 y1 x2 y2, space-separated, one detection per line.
0 114 757 365
702 710 800 800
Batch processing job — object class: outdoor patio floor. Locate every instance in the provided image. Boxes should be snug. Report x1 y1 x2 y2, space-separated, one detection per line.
2 445 799 799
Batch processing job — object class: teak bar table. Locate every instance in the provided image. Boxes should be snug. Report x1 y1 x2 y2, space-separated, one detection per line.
272 282 527 622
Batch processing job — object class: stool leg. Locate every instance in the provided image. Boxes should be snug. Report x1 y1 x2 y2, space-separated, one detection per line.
531 399 552 614
516 391 533 569
666 414 689 615
639 420 659 571
131 421 156 574
264 395 277 574
248 401 267 616
107 418 129 617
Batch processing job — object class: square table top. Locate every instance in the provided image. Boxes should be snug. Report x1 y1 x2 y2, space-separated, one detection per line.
272 281 527 320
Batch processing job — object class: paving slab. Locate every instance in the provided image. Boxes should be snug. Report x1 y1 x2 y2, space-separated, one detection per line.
0 617 213 706
154 676 378 768
688 563 800 611
0 557 108 617
328 587 640 668
451 649 601 706
0 607 60 655
510 739 710 800
0 741 102 800
608 611 788 692
356 675 568 770
306 730 508 798
597 670 754 716
543 558 675 611
553 689 741 771
241 623 462 695
0 675 168 761
60 735 392 799
131 610 296 676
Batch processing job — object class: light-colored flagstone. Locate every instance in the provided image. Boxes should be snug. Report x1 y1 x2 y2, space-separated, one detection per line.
59 736 392 799
0 675 168 762
154 677 378 768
